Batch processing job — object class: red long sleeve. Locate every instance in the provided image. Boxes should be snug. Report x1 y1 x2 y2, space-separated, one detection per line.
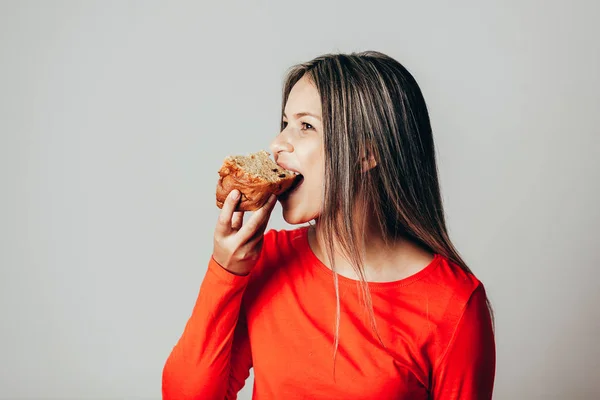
161 257 253 400
162 227 496 399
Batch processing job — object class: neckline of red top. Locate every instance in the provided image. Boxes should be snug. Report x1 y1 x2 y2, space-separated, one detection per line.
293 225 443 291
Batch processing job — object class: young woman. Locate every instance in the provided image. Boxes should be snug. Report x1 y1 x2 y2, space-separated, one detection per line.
162 51 496 399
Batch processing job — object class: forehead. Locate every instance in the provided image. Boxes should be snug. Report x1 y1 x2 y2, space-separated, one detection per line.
285 75 322 116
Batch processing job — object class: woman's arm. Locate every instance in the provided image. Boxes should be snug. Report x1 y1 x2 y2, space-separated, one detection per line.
225 309 253 399
162 257 253 400
162 189 276 399
431 284 496 399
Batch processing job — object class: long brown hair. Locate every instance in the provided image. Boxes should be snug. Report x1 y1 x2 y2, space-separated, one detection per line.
280 51 493 369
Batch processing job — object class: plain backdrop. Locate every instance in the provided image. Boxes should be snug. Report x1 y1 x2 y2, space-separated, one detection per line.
1 1 599 399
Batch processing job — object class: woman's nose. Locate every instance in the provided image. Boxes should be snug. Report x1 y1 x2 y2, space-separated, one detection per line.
269 131 293 155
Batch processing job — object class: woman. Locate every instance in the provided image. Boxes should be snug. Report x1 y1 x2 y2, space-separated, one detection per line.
162 51 496 399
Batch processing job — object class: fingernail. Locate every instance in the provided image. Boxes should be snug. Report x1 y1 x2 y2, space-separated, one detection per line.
232 190 240 199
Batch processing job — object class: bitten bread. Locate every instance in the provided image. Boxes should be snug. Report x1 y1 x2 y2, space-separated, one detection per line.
216 150 299 211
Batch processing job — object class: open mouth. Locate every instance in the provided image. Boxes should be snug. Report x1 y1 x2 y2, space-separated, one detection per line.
280 173 304 199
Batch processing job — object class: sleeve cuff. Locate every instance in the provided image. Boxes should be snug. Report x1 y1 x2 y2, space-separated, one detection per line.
207 256 252 286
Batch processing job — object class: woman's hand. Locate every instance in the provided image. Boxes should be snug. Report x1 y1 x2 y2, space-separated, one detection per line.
212 190 277 276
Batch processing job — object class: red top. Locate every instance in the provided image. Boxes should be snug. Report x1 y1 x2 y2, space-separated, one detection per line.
162 226 496 399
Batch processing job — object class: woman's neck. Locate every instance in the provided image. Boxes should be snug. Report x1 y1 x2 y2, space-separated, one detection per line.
308 221 434 283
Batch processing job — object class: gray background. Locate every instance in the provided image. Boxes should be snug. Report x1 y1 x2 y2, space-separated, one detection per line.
1 1 598 399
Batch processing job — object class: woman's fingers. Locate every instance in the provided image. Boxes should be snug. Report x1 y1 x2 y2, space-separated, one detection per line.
215 190 240 237
237 194 276 243
231 211 244 231
246 218 269 247
212 192 276 275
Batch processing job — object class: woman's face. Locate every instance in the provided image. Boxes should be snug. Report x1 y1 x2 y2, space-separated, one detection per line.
269 75 324 225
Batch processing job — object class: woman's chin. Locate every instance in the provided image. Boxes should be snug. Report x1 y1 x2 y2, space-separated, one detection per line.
282 210 306 225
281 206 319 226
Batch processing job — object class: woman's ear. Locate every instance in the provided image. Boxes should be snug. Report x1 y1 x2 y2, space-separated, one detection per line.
360 152 377 172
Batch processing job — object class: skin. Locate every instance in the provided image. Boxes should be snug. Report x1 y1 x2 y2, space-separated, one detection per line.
213 75 434 280
270 76 325 225
212 190 277 276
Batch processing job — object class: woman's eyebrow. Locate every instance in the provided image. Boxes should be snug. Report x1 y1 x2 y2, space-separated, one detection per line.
283 111 322 121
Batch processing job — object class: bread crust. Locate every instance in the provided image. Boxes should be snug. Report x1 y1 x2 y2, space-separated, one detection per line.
215 156 297 211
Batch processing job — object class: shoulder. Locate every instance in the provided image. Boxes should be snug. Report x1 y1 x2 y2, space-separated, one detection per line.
425 255 486 311
421 255 493 360
248 225 310 278
262 225 308 251
260 225 308 260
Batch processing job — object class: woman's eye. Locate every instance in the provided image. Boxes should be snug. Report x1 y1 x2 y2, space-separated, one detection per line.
280 120 313 132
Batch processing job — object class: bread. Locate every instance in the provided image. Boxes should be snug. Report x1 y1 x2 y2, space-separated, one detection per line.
216 150 299 211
